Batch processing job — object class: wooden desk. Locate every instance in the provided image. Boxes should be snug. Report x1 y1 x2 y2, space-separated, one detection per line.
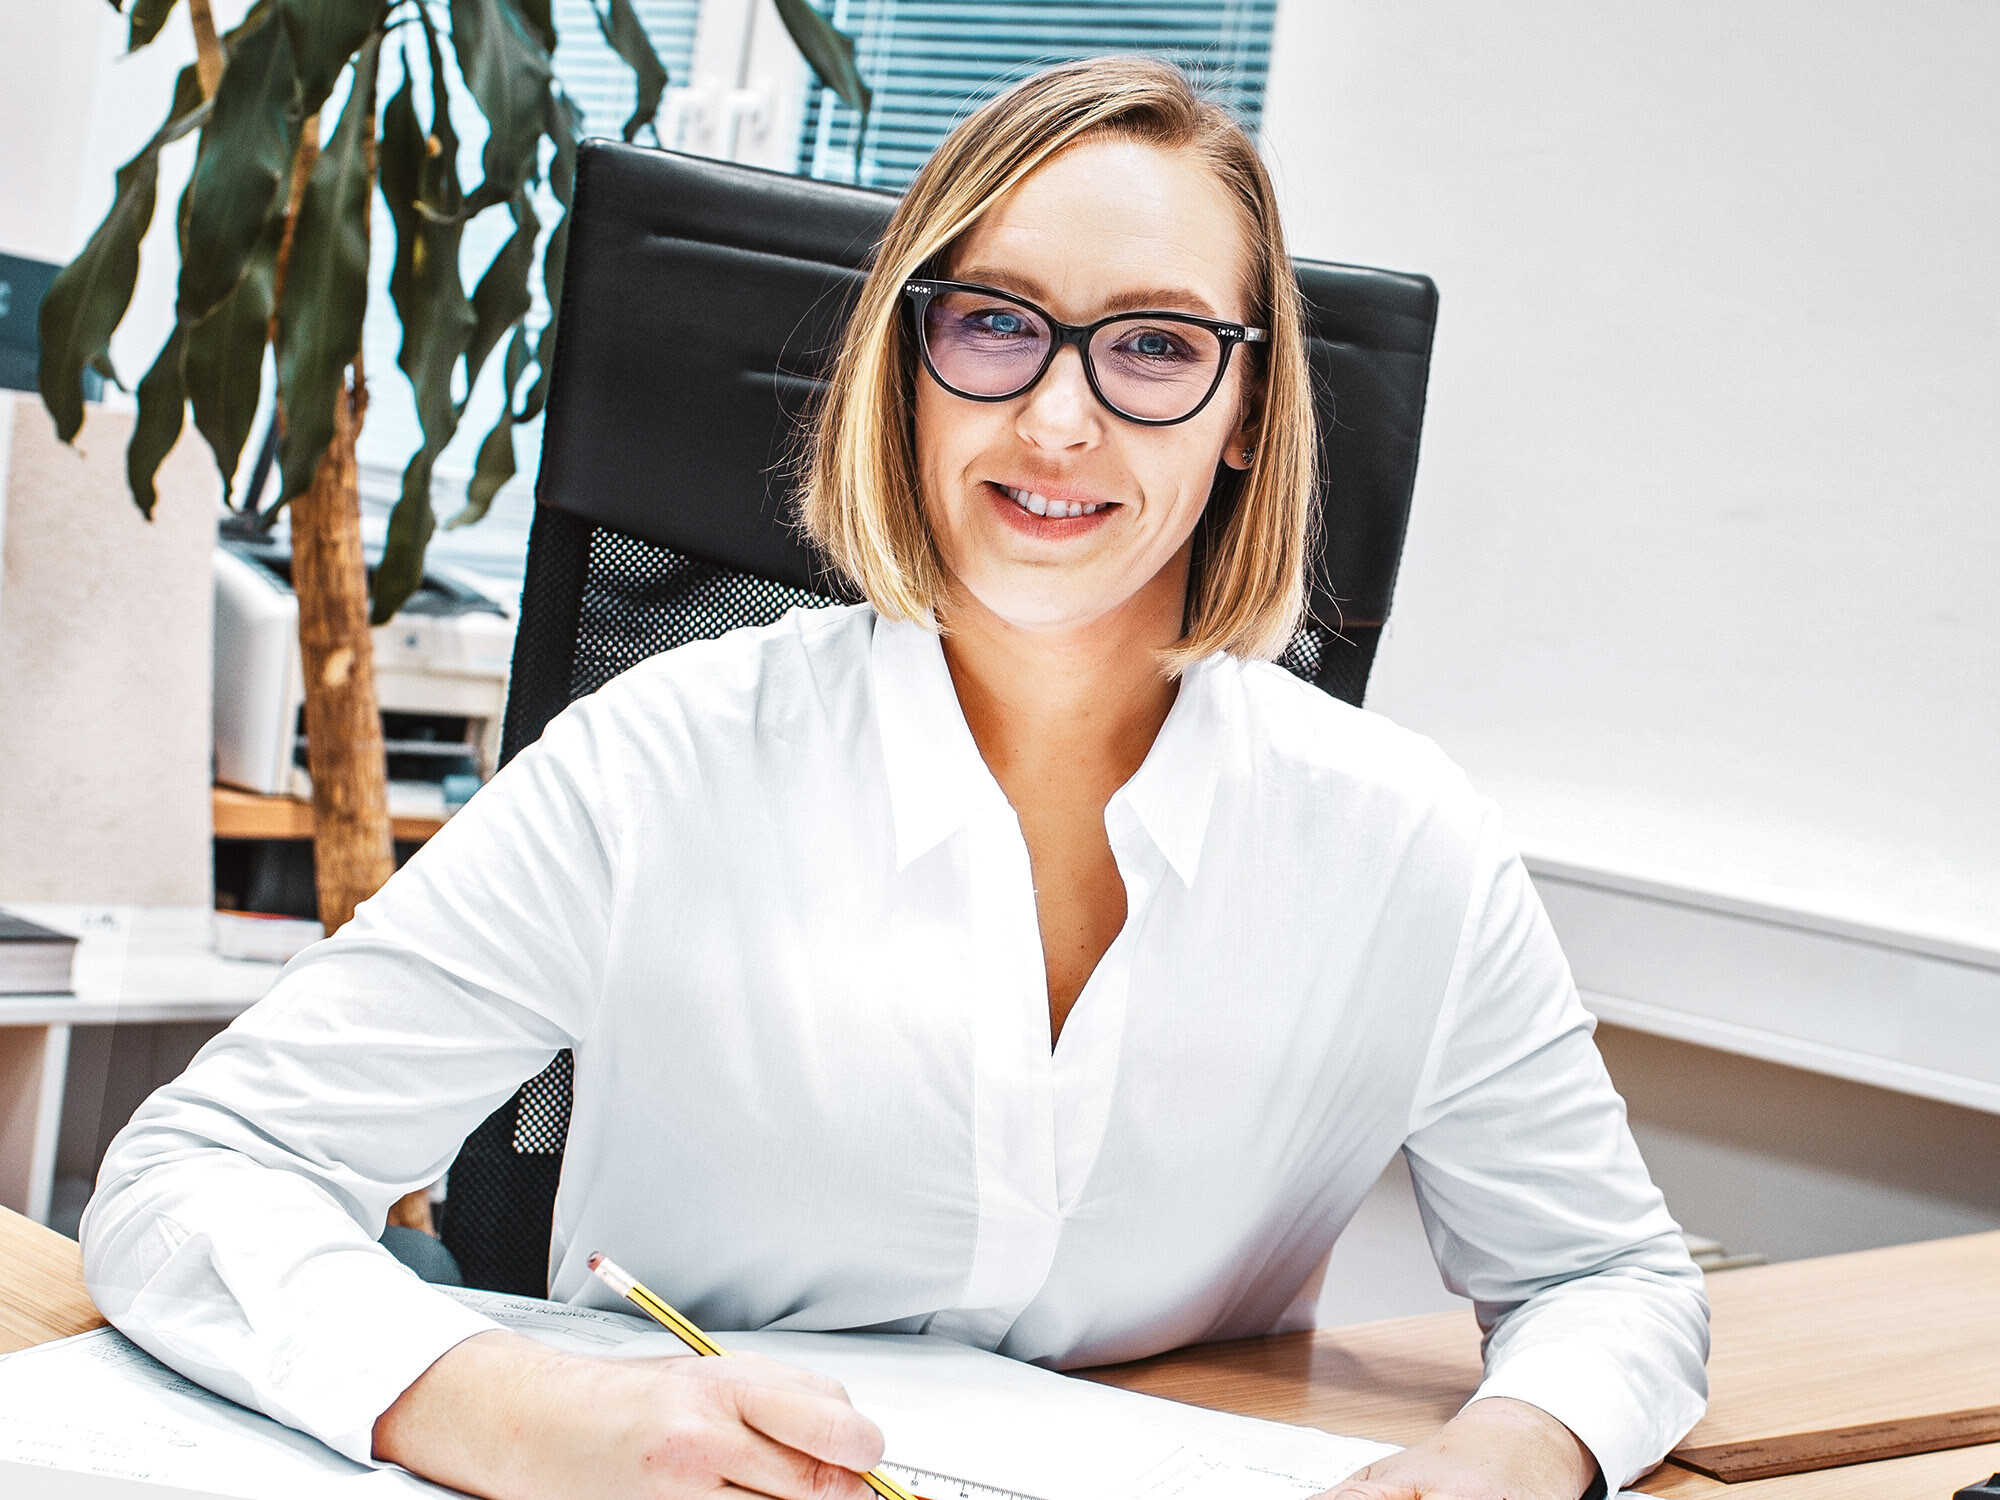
0 1206 106 1355
3 1207 1995 1500
1090 1231 2000 1499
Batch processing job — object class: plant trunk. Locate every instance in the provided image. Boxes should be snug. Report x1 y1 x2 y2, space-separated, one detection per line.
290 366 394 935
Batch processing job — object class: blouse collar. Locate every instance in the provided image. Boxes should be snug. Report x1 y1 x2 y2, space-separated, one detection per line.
870 610 1230 887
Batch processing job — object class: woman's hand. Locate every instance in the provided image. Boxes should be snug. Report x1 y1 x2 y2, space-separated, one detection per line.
373 1328 886 1499
1319 1397 1599 1500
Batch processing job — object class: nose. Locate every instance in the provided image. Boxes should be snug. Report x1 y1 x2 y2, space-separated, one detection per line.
1013 342 1101 452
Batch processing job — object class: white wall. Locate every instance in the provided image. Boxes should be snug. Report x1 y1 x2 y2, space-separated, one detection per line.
1 3 259 413
1261 2 2000 949
0 6 122 266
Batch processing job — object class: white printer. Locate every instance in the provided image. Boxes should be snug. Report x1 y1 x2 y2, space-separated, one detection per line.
213 535 516 819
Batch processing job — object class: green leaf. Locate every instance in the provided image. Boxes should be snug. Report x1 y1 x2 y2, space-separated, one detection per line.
770 0 870 153
127 326 188 519
276 32 383 504
376 15 486 622
372 448 439 623
589 0 667 143
447 402 517 531
279 0 387 115
464 191 536 396
178 5 299 324
511 0 555 55
183 218 279 503
545 85 581 210
127 0 179 51
513 87 578 423
451 0 553 214
517 226 564 422
37 64 206 444
418 0 458 175
376 30 478 623
498 319 532 404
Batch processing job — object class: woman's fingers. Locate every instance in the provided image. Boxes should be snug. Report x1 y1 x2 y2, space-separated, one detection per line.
715 1367 887 1473
714 1420 882 1500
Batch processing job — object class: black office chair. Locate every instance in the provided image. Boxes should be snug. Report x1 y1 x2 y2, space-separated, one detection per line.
437 141 1439 1296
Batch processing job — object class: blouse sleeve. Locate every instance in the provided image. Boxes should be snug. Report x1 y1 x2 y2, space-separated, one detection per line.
80 693 629 1466
1401 802 1710 1493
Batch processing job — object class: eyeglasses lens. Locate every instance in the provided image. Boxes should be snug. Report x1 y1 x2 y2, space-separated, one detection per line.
922 288 1223 422
1089 318 1223 421
923 290 1050 397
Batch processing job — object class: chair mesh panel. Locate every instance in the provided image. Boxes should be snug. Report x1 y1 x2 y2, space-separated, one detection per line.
570 525 844 700
441 1081 567 1296
1280 618 1382 709
445 515 1373 1294
510 1049 576 1153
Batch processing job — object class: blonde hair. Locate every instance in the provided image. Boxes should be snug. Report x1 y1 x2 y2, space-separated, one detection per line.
798 55 1316 672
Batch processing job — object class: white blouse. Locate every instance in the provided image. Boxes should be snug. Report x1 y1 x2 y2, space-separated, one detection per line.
83 604 1707 1490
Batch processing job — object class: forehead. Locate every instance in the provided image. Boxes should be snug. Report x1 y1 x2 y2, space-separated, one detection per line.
946 136 1255 322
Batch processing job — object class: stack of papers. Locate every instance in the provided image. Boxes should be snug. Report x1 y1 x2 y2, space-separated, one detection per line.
0 1286 1397 1499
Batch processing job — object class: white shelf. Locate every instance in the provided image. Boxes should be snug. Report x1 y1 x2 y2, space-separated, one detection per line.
1527 856 2000 1116
0 904 279 1026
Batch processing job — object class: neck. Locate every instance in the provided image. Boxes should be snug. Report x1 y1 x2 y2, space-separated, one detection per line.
938 552 1190 793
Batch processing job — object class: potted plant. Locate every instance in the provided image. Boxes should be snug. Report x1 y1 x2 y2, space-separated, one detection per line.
38 0 869 935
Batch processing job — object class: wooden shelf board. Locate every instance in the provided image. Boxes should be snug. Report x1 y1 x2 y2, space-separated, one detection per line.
212 785 447 843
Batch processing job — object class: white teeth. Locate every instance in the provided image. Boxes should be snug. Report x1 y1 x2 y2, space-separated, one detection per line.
1002 485 1105 519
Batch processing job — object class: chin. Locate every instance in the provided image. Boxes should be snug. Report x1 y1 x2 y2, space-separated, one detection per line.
949 573 1135 637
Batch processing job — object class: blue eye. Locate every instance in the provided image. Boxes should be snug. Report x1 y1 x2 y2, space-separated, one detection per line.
1114 326 1195 363
974 310 1030 336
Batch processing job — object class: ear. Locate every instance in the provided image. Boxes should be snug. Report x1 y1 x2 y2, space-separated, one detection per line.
1220 379 1263 472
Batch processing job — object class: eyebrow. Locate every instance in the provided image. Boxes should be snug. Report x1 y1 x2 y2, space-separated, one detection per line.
952 265 1227 321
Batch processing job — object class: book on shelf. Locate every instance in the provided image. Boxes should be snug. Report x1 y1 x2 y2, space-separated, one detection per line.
0 909 79 995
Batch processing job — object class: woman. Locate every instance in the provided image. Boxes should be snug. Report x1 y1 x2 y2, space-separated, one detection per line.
84 56 1706 1500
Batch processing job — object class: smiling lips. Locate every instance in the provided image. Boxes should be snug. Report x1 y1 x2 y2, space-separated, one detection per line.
997 482 1111 518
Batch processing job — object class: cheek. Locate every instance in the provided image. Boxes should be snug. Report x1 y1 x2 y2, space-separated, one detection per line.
1133 427 1231 520
910 382 959 538
912 381 979 510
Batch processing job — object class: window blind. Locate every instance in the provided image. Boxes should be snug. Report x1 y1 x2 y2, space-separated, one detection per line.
553 0 704 142
795 0 1277 190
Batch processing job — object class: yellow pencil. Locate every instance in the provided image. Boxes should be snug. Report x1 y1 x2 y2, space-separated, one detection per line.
588 1252 920 1500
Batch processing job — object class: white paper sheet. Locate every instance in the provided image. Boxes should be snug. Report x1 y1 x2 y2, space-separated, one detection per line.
0 1287 1397 1500
0 1328 432 1499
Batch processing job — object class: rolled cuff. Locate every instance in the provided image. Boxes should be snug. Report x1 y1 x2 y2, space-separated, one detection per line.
1468 1339 1705 1493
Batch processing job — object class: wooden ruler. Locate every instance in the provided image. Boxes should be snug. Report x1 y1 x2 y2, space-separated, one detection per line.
1673 1406 2000 1482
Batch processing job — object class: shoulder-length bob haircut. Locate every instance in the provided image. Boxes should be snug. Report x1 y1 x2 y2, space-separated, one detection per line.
798 55 1316 673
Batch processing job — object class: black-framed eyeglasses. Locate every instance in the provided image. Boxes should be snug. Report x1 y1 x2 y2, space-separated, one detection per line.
903 279 1268 427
